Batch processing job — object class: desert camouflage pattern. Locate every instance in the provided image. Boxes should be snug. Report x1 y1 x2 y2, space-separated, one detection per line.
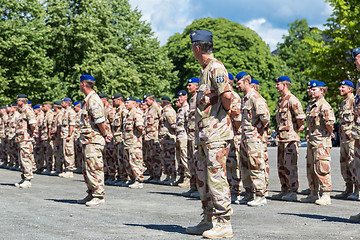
144 102 161 141
74 110 83 171
0 114 7 162
61 107 76 171
103 104 115 178
176 102 189 178
7 111 20 166
159 105 177 177
19 141 34 180
276 92 305 142
51 109 64 172
277 141 299 193
352 95 360 188
186 94 197 188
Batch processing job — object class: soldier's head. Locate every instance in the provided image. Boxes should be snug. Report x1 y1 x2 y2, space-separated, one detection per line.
339 80 353 97
190 30 213 63
251 79 260 91
124 97 136 111
177 90 187 105
235 71 251 93
144 93 155 106
16 94 28 108
141 100 148 112
99 93 109 106
353 47 360 72
161 95 171 107
33 105 40 115
43 102 52 112
187 78 199 95
53 101 62 111
0 107 6 115
62 98 72 108
136 99 141 108
72 101 82 112
309 81 327 99
275 76 291 94
111 93 123 108
79 75 95 94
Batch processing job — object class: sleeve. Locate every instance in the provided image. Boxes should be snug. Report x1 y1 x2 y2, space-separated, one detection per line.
89 98 105 124
211 63 231 96
255 98 270 122
322 103 335 125
27 109 37 125
69 109 76 126
290 96 306 119
135 110 144 127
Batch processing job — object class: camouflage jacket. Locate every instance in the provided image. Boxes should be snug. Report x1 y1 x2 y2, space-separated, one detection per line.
0 114 8 139
186 94 196 141
306 96 335 148
241 88 270 143
34 111 44 140
73 111 82 140
339 93 355 142
104 104 115 138
61 107 76 138
195 55 234 145
112 103 128 143
39 110 54 141
176 101 189 140
80 91 105 145
0 114 6 138
15 104 36 142
123 106 144 148
144 103 161 141
50 110 63 140
7 111 20 140
353 95 360 139
276 91 305 142
159 105 177 140
229 90 242 137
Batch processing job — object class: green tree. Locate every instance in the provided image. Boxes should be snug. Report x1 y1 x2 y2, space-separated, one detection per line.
0 0 53 105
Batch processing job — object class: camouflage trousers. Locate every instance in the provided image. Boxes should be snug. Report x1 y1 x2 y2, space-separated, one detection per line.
187 138 198 190
103 141 116 178
239 139 267 196
176 136 189 178
82 143 105 197
196 141 232 218
123 146 144 182
63 138 75 171
264 144 269 190
0 137 6 162
277 141 299 193
161 136 177 177
339 140 355 184
54 138 64 172
115 140 127 180
19 141 34 181
75 137 83 171
226 138 241 195
143 139 162 178
353 139 360 188
35 141 53 171
306 144 332 192
7 138 19 167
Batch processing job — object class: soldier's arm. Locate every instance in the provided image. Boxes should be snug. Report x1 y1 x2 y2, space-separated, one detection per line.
29 124 36 133
96 122 107 137
221 92 232 111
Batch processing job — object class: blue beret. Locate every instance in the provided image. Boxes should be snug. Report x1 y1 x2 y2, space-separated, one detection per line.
276 76 291 83
251 79 259 85
142 100 145 103
73 101 80 106
235 71 248 80
80 74 95 81
125 96 136 102
353 47 360 58
33 105 40 110
339 80 354 88
190 30 213 43
188 77 199 84
177 90 187 96
310 81 326 88
307 80 317 87
62 97 72 102
11 103 17 107
228 73 234 81
136 99 141 103
28 100 31 104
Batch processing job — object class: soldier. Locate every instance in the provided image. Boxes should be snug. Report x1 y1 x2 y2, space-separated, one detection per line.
40 102 55 175
235 71 270 207
350 47 360 222
7 103 20 169
50 101 64 175
175 90 190 187
251 79 259 91
33 105 45 173
159 95 177 185
182 78 199 197
14 94 36 188
77 75 108 207
111 93 128 186
99 93 116 185
333 81 356 199
186 30 233 238
122 96 145 188
300 81 335 205
73 101 83 173
271 76 305 202
143 93 162 184
58 98 76 178
0 107 8 167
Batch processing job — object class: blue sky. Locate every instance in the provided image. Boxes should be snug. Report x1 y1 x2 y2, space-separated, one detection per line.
129 0 332 51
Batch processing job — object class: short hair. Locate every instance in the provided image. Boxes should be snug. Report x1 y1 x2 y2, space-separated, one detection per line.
83 80 94 89
320 86 328 95
192 41 213 54
162 100 171 105
240 74 251 84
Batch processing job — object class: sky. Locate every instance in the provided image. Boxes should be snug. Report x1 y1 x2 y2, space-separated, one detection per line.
129 0 333 51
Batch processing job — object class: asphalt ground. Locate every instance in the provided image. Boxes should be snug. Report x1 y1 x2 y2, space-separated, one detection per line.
0 147 359 240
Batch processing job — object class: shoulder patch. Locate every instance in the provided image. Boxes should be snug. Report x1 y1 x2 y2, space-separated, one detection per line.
216 75 225 84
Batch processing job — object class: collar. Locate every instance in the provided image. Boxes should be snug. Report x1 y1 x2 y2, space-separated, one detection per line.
84 90 96 103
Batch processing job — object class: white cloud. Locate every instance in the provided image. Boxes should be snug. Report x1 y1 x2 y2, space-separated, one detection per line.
244 18 288 51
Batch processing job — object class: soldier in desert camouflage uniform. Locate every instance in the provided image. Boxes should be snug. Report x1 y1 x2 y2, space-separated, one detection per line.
14 94 37 188
77 75 109 207
349 47 360 222
33 105 45 173
175 90 190 186
159 95 177 185
235 71 270 207
73 101 83 173
186 30 233 239
334 81 356 200
7 104 20 169
271 76 305 202
50 101 64 175
143 93 162 183
300 81 335 206
58 98 76 178
39 102 55 175
0 107 8 167
122 96 145 189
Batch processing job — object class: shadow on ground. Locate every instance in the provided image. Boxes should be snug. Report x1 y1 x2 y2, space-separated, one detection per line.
149 191 183 197
125 223 187 234
279 212 359 224
0 183 16 187
45 198 78 204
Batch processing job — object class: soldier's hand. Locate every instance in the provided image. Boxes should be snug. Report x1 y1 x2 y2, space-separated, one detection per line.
298 125 305 133
105 135 112 143
331 133 335 139
65 136 71 142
